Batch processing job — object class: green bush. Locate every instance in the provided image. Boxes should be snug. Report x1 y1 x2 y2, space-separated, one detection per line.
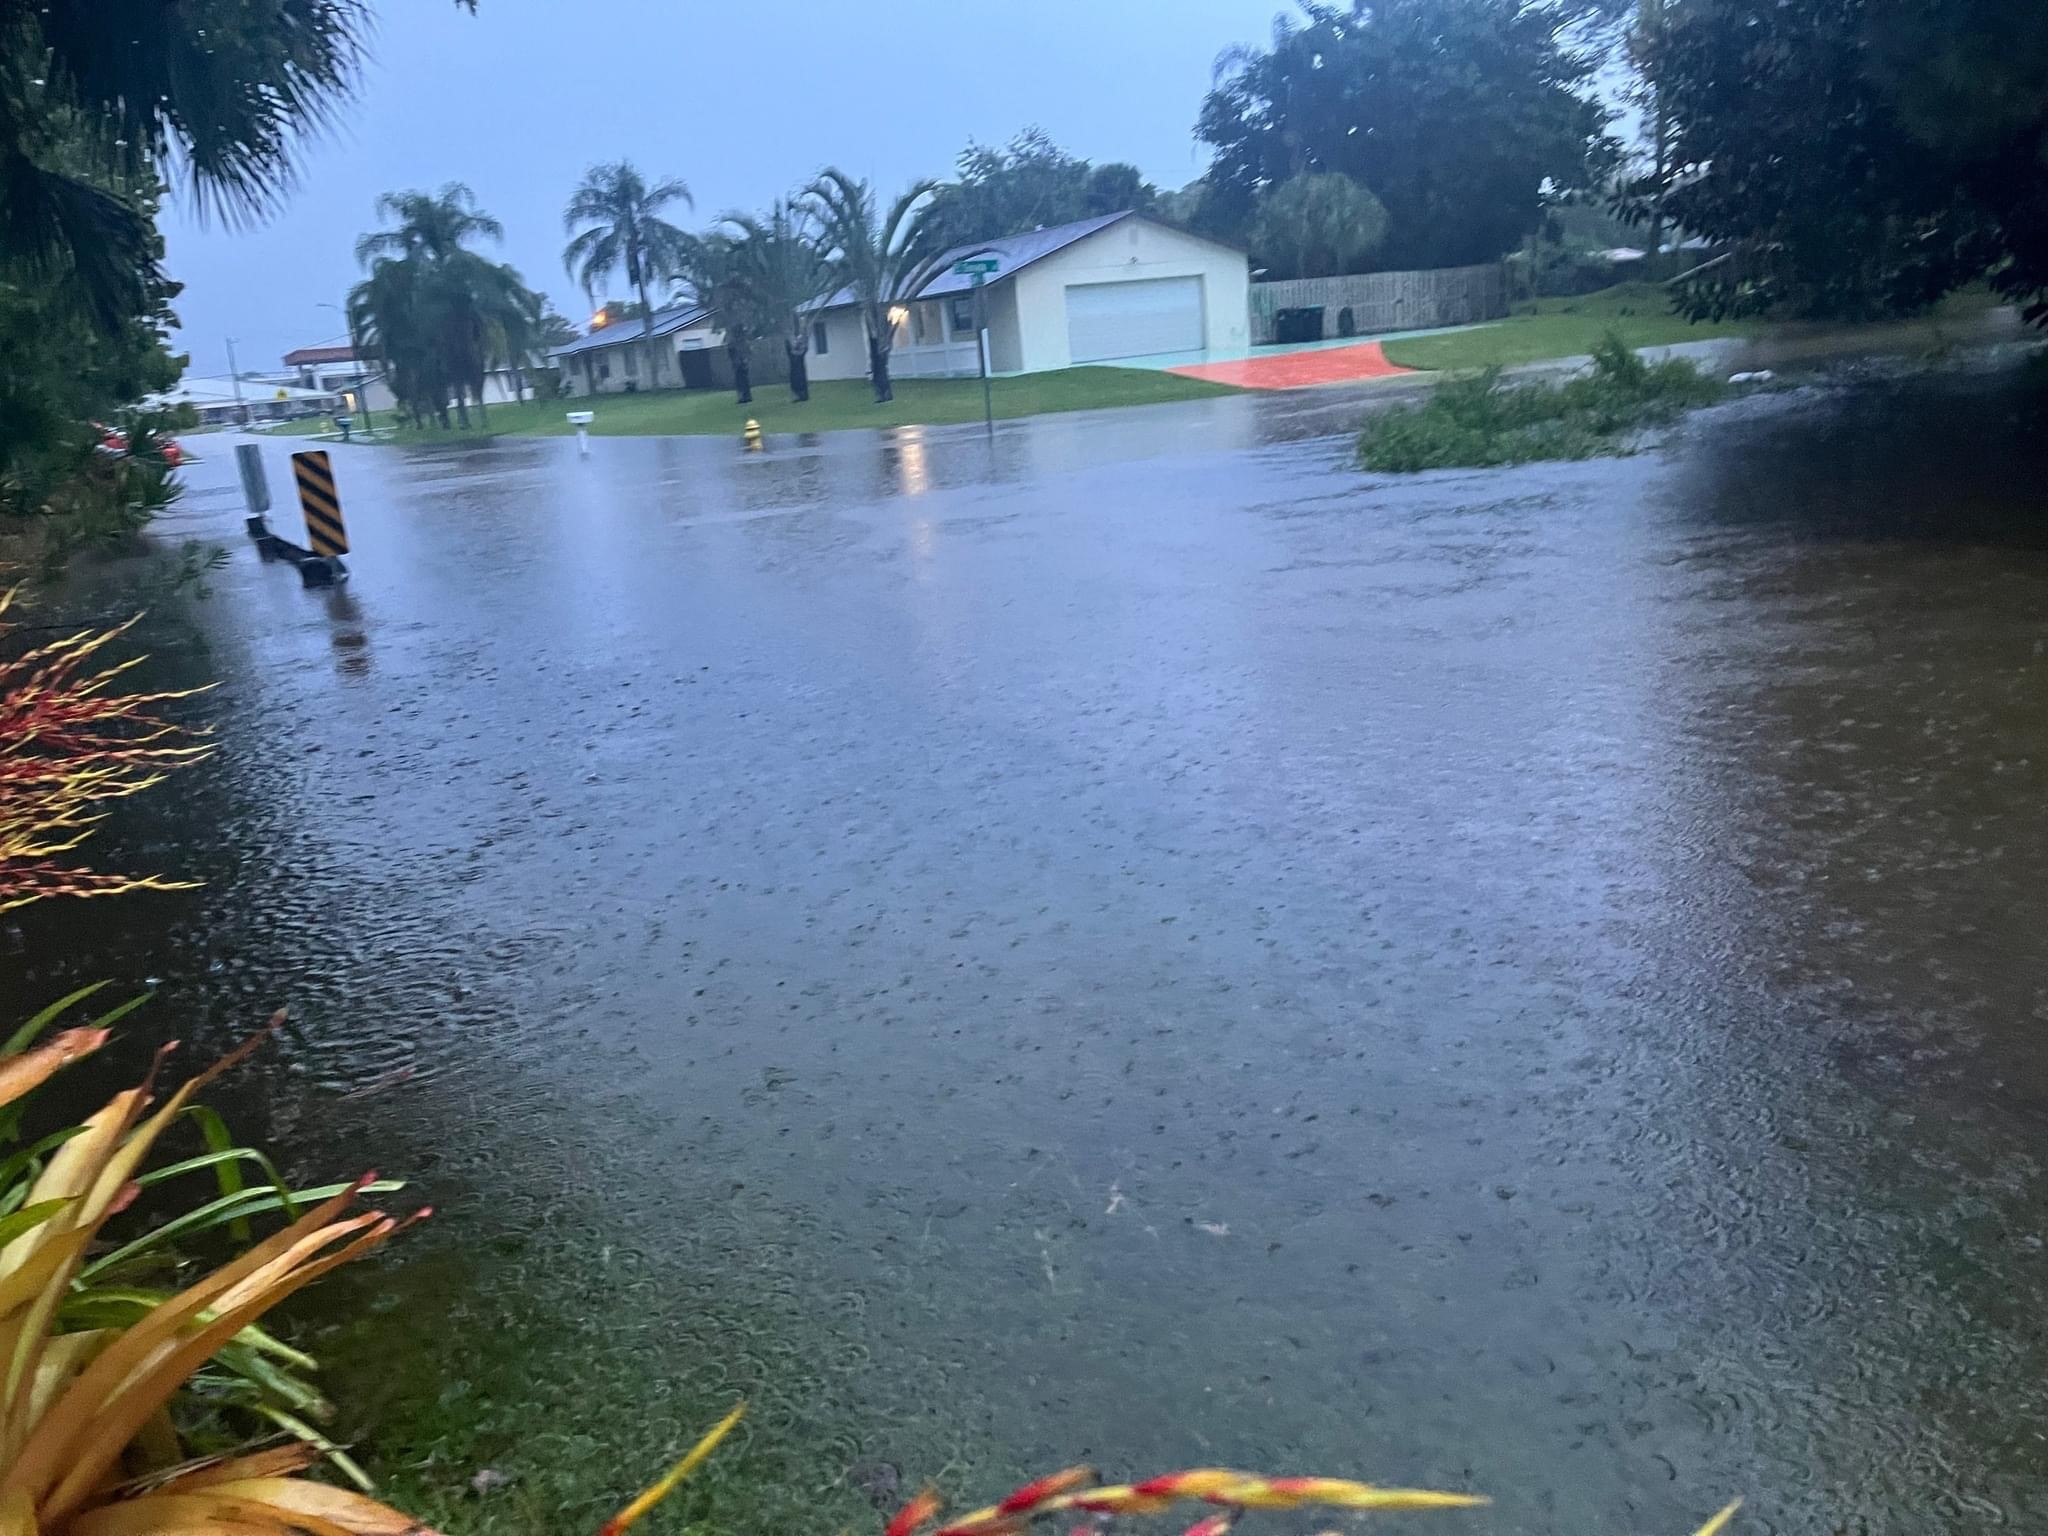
1359 332 1726 472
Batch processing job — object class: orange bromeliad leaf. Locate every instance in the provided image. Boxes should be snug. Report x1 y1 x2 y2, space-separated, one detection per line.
0 590 212 914
596 1401 747 1536
0 1031 109 1112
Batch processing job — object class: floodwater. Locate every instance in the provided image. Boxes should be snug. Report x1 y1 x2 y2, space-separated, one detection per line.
8 360 2048 1534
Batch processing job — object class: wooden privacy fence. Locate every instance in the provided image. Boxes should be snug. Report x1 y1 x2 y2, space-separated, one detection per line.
1249 263 1507 343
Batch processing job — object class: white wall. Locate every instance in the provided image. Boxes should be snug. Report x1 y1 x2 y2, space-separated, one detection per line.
803 308 871 382
1009 218 1249 371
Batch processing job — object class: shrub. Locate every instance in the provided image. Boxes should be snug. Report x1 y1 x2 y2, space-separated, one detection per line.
1358 331 1726 472
0 988 431 1536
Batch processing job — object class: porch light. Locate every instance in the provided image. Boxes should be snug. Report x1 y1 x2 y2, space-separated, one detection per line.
887 306 909 326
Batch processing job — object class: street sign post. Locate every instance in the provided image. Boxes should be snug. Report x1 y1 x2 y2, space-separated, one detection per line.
952 258 1001 435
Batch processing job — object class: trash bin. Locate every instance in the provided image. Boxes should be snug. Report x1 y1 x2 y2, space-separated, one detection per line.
1273 306 1326 344
334 414 353 443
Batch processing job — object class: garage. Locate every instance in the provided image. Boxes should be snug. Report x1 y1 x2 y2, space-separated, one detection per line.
1065 276 1206 362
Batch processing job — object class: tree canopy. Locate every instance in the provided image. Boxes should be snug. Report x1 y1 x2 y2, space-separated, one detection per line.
914 129 1160 257
805 169 942 403
1253 173 1391 278
563 161 693 383
1638 0 2048 322
1197 0 1613 269
350 184 542 428
722 202 835 401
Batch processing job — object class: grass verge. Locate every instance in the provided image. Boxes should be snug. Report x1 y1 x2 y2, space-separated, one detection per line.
1359 334 1727 472
268 368 1239 443
1381 284 1758 371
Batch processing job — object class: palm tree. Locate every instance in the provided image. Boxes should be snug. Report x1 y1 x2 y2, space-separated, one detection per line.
562 161 693 389
0 0 389 330
348 184 542 429
354 182 504 265
804 169 944 404
723 201 836 403
672 232 759 405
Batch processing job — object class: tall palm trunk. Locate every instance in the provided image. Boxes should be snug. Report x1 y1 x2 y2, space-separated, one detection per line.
867 321 893 404
786 341 809 403
634 248 660 390
729 340 752 405
454 397 470 430
476 386 490 427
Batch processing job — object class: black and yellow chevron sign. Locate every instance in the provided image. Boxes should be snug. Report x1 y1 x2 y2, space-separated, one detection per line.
291 450 349 557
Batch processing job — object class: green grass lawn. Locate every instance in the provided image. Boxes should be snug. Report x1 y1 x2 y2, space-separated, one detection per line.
274 366 1238 443
1380 284 1761 371
1380 281 2011 373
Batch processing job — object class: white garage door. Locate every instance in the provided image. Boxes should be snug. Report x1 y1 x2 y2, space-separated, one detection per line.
1065 277 1205 362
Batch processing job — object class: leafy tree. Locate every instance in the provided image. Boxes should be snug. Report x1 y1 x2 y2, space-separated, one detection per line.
538 303 581 350
805 169 943 404
1197 0 1613 268
1638 0 2048 322
348 185 542 429
0 154 184 560
915 129 1161 257
1252 173 1391 278
1085 162 1159 218
723 201 836 403
563 161 693 388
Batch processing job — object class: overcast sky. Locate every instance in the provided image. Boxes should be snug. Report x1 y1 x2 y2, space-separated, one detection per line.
162 0 1286 377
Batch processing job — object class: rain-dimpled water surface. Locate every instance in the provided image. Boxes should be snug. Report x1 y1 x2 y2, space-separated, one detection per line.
8 365 2047 1535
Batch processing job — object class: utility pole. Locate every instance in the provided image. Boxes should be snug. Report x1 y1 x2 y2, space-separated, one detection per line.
225 336 249 426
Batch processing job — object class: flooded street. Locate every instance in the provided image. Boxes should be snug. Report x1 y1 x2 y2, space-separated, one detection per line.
9 367 2048 1533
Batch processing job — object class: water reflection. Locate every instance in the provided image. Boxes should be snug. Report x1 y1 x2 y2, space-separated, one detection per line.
322 589 370 680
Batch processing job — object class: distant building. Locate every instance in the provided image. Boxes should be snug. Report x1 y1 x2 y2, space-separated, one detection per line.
277 343 527 414
147 376 342 426
549 304 788 397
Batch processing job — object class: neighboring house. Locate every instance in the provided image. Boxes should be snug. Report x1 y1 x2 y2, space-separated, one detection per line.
548 305 789 397
147 376 343 426
805 211 1250 381
277 344 528 414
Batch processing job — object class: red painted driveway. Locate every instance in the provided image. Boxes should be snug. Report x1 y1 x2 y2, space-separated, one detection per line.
1167 341 1414 390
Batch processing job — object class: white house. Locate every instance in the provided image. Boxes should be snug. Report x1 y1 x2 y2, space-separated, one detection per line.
549 304 791 396
805 211 1249 381
276 344 526 415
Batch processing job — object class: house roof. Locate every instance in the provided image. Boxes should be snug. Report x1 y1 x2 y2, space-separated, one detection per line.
282 345 359 367
808 210 1236 311
548 304 716 359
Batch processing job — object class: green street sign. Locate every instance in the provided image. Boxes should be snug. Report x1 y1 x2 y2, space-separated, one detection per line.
952 257 1000 275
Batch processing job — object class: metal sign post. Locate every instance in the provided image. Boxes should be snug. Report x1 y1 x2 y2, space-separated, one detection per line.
235 442 271 540
953 257 1001 436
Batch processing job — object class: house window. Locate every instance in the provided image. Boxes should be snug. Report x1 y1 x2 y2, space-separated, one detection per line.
948 295 976 336
911 301 944 346
622 347 637 377
812 321 829 355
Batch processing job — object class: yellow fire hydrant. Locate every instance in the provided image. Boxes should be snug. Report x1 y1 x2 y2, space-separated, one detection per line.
742 419 763 452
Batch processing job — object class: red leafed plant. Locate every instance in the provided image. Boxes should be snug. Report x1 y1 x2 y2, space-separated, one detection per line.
0 588 212 912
